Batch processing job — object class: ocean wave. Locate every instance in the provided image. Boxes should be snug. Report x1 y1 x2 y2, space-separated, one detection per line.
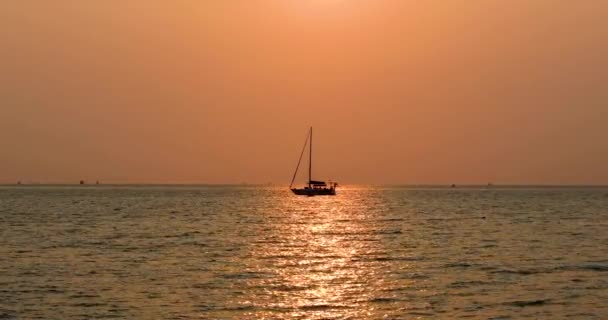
558 264 608 272
447 280 496 288
505 299 550 307
492 263 608 275
220 271 274 280
369 297 401 303
375 256 426 262
444 262 475 268
398 272 430 280
298 304 351 311
491 268 549 275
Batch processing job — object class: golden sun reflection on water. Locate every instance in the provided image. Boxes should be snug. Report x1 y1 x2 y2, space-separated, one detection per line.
237 188 415 319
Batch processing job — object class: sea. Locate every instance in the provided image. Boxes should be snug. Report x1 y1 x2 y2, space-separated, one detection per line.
1 185 607 319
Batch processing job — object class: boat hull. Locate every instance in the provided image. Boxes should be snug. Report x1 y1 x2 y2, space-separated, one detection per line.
291 188 336 196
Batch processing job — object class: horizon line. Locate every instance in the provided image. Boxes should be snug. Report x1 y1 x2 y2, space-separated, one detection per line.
2 182 608 188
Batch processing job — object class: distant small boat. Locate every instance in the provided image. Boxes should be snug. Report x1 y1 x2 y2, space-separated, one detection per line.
290 127 338 196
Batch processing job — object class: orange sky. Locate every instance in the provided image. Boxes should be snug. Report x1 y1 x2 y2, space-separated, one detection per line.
1 1 607 185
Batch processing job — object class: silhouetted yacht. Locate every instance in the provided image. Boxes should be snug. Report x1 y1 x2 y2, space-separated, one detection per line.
290 127 338 196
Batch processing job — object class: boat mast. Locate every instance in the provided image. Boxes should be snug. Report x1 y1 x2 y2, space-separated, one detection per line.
309 127 312 188
290 129 310 189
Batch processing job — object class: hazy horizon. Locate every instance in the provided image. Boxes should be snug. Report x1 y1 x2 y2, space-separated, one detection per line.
2 1 607 185
4 182 608 188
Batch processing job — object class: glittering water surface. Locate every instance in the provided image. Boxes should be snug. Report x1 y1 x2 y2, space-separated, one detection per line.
1 186 608 319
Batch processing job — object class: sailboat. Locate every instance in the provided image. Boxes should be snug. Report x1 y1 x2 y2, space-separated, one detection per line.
290 127 338 196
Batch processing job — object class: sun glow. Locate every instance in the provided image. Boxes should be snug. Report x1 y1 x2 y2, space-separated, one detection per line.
280 0 365 20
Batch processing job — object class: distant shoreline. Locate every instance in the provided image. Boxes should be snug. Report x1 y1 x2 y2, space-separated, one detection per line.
2 183 608 188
